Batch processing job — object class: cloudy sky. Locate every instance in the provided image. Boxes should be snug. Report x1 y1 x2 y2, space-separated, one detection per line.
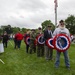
0 0 75 29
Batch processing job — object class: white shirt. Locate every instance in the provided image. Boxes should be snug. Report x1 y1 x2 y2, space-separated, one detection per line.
53 27 70 39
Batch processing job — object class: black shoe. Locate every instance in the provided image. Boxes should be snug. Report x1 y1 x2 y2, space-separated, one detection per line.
29 52 32 54
37 56 40 57
49 58 53 61
66 67 70 70
26 50 28 53
55 66 59 68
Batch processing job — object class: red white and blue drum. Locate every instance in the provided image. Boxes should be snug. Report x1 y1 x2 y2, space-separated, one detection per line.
26 36 30 45
53 34 71 52
37 34 45 45
46 38 54 49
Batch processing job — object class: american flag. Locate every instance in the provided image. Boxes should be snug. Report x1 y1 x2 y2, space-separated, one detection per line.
54 0 58 10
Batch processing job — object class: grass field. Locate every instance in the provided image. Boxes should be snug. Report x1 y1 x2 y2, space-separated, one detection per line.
0 40 75 75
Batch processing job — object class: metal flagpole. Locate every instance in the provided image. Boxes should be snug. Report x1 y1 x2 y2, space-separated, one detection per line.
54 0 58 27
55 5 57 27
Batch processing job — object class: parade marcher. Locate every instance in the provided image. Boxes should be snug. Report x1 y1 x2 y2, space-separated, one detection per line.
53 20 70 69
13 33 18 49
29 29 36 54
23 32 27 44
44 25 53 61
24 31 30 53
72 34 75 43
2 31 9 48
15 31 23 50
36 27 44 57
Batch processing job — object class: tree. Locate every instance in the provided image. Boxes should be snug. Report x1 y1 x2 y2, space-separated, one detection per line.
41 20 55 31
4 25 13 34
12 27 20 34
0 28 2 34
65 15 75 34
21 28 28 34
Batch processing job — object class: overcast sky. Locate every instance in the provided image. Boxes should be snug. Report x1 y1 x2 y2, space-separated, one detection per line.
0 0 75 29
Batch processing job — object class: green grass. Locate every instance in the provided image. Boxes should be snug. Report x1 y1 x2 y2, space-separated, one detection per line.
0 40 75 75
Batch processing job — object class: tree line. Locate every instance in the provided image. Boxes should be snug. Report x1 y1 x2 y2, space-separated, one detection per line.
0 15 75 35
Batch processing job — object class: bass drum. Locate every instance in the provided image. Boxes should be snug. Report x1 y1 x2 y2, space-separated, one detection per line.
53 34 71 52
37 34 45 45
46 38 54 49
26 36 30 45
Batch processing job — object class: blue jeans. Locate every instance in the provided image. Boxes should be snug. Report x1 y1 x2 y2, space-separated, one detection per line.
17 40 21 49
55 50 70 67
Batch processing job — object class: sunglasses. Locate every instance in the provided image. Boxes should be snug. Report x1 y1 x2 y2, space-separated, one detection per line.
60 23 64 25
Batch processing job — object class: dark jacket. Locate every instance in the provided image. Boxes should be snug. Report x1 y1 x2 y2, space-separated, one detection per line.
24 34 30 44
2 34 9 42
44 30 52 41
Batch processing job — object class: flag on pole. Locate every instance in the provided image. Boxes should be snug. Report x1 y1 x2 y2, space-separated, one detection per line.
54 0 58 11
54 0 58 26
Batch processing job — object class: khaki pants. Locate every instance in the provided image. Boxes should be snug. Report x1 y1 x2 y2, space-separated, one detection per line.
44 45 53 60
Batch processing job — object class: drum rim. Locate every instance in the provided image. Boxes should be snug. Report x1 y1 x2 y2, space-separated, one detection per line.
53 34 70 52
26 36 30 45
37 34 45 45
46 38 54 49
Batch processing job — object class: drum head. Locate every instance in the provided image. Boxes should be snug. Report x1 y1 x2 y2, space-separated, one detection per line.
46 38 54 49
37 34 45 45
53 34 71 52
26 37 30 45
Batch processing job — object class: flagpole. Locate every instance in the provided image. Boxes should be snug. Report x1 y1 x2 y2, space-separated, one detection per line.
55 6 57 27
54 0 58 27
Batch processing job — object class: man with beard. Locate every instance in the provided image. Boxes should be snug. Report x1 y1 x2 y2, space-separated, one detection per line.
53 20 70 70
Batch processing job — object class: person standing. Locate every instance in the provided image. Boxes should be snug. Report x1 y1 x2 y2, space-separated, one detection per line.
53 20 70 69
29 29 36 54
16 31 23 50
36 27 44 57
2 31 9 48
72 34 75 43
24 31 30 53
13 33 18 49
44 25 53 61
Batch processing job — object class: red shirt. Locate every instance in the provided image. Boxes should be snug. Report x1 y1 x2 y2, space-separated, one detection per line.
16 33 23 40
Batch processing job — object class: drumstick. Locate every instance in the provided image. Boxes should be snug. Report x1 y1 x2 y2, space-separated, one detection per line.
0 59 5 64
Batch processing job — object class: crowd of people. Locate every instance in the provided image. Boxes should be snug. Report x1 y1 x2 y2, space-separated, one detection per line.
0 20 74 70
